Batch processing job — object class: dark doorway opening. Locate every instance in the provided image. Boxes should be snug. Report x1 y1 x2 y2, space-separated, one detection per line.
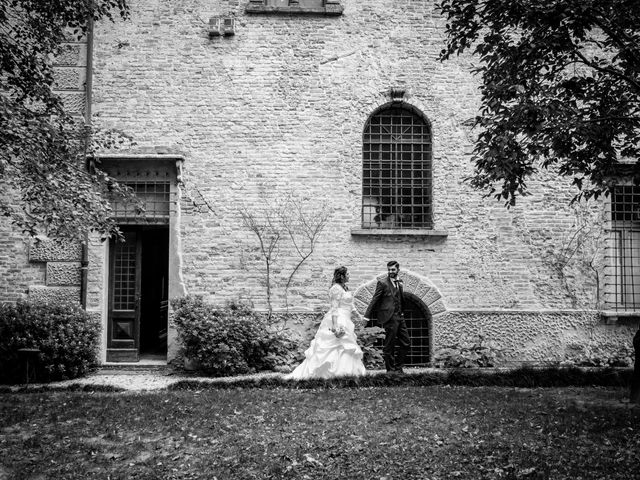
139 227 169 357
106 226 168 362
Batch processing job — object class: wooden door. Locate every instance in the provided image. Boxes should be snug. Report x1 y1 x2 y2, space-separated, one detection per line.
107 230 142 362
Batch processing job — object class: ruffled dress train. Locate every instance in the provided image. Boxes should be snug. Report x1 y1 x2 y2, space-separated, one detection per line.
286 285 366 380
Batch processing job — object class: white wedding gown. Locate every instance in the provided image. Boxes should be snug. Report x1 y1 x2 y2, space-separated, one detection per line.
286 284 367 380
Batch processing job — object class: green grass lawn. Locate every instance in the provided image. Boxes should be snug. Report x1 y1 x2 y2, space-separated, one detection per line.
1 385 639 479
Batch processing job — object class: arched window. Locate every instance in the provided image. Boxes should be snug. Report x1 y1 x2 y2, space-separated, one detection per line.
362 105 433 229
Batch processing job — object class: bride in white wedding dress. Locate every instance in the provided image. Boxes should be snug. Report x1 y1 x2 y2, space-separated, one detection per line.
286 266 367 380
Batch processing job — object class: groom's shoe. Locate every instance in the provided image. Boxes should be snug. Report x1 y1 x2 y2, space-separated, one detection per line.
394 353 406 374
383 356 395 373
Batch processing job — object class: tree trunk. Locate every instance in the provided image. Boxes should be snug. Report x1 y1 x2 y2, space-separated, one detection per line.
630 328 640 403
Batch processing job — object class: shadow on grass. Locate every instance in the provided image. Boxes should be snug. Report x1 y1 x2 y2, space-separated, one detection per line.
0 383 127 394
168 366 633 391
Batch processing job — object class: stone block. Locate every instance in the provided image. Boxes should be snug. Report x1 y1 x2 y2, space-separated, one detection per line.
28 286 81 304
59 92 86 115
428 299 446 316
85 310 101 324
354 288 373 305
402 273 419 292
53 44 87 66
53 67 86 90
46 262 82 286
352 297 368 314
413 282 432 301
423 287 442 306
29 239 82 262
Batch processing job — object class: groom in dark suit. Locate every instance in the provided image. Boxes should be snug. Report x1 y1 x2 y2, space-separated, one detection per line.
363 260 410 373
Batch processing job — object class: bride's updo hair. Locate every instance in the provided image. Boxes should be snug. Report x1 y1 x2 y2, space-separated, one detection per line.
332 266 348 287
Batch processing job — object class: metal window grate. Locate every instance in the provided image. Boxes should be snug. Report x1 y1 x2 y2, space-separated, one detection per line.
604 186 640 311
112 180 175 224
403 295 431 366
366 295 431 366
362 106 433 229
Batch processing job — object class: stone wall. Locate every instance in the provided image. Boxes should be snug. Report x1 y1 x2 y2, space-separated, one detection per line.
27 238 83 305
436 310 635 365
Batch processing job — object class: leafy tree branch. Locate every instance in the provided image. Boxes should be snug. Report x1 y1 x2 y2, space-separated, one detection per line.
1 0 131 241
438 0 640 205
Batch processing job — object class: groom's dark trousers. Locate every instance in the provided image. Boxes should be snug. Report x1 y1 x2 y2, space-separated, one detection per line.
364 277 410 372
382 314 410 372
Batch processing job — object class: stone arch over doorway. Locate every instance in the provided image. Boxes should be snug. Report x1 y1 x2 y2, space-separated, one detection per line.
353 269 446 366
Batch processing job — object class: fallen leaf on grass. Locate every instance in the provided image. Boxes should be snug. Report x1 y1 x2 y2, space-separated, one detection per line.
517 467 537 477
304 453 323 466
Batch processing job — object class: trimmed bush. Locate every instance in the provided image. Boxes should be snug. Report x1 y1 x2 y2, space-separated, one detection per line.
172 296 301 377
0 299 101 384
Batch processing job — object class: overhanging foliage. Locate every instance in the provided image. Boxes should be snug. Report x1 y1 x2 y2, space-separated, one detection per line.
439 0 640 204
0 0 132 240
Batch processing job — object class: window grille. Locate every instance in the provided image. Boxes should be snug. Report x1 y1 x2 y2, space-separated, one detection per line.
362 106 433 229
111 180 175 224
403 295 431 366
604 186 640 311
113 241 137 311
366 295 431 366
292 0 324 7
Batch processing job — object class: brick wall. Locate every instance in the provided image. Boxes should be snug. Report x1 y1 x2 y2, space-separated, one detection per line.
0 26 88 305
0 220 45 303
91 0 607 315
0 0 634 365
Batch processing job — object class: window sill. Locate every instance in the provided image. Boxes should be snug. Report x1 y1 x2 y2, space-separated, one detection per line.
246 4 344 15
600 310 640 325
350 228 448 238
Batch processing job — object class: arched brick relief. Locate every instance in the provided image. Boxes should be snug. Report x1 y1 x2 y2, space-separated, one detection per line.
353 269 446 317
361 89 435 133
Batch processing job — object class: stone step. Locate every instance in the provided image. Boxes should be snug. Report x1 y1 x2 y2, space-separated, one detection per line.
98 363 171 375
